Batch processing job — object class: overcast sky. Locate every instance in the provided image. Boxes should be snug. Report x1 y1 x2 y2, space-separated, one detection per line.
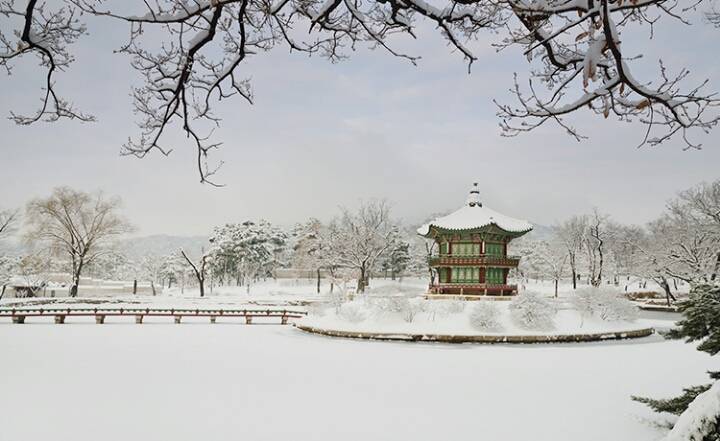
1 7 719 236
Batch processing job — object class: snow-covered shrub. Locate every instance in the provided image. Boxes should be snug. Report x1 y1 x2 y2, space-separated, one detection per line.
597 293 639 321
367 296 426 322
339 301 369 323
469 302 502 331
571 287 638 322
385 296 426 323
509 292 556 330
661 381 720 441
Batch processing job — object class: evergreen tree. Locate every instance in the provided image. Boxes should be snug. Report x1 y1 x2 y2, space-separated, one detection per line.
632 384 714 416
634 284 720 440
667 284 720 355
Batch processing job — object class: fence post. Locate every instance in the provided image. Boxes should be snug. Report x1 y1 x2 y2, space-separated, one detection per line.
95 315 105 324
54 315 65 324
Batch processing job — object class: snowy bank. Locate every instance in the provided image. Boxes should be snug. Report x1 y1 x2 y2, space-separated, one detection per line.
297 293 654 343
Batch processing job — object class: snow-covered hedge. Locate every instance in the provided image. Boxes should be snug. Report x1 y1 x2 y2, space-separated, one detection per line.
572 287 639 323
469 301 502 331
662 381 720 441
509 292 556 330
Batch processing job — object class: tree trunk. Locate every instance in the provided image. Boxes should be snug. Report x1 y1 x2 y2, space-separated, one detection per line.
571 268 577 290
133 279 138 295
199 278 205 297
316 268 321 294
660 277 677 307
150 281 156 296
70 273 81 297
711 252 720 281
358 265 366 293
554 279 558 298
0 284 5 301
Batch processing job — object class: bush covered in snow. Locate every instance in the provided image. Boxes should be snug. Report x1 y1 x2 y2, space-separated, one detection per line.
382 296 426 323
403 298 427 323
661 381 720 441
339 301 368 323
572 287 639 323
509 292 556 330
469 301 502 331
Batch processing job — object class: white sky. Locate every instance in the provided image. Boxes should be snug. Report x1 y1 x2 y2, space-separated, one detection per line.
1 6 719 235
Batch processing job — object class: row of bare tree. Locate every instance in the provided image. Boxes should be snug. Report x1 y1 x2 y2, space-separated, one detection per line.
514 179 720 302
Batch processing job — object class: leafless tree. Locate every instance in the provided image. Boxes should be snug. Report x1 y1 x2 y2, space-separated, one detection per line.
672 179 720 280
708 1 720 26
584 209 611 287
0 208 19 239
522 238 568 296
326 200 399 293
180 248 209 297
24 187 134 297
2 0 717 184
555 215 587 289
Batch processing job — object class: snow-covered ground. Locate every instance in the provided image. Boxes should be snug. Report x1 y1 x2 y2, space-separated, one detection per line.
0 324 714 441
0 277 701 440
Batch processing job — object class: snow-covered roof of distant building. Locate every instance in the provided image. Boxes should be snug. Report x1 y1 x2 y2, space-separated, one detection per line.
416 183 533 236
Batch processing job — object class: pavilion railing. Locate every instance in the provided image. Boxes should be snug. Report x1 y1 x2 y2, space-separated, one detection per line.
428 255 521 267
428 283 519 295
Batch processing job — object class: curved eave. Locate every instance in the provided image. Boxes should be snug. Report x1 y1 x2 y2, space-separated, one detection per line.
417 223 533 239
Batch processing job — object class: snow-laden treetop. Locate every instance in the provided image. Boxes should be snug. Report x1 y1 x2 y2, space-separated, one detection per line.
417 184 533 236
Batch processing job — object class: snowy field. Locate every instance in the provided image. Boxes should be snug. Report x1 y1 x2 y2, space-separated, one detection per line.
0 323 715 441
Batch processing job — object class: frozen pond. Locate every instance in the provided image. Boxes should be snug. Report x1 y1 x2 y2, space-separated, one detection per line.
0 323 714 441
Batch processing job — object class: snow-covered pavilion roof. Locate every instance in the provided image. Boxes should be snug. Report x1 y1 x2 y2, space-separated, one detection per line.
416 184 533 236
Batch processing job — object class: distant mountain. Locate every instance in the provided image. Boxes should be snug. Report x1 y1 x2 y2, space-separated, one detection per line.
524 223 554 240
116 235 208 259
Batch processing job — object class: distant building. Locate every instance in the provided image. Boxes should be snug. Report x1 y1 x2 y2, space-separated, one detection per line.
417 183 532 296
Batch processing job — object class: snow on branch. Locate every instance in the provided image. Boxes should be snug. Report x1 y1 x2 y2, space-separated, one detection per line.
1 0 719 183
496 0 719 149
0 0 94 124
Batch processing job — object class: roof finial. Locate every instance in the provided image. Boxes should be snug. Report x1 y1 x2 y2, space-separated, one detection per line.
467 182 482 207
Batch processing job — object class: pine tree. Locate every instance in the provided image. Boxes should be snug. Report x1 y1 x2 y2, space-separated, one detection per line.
667 284 720 355
634 284 720 435
632 384 713 416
